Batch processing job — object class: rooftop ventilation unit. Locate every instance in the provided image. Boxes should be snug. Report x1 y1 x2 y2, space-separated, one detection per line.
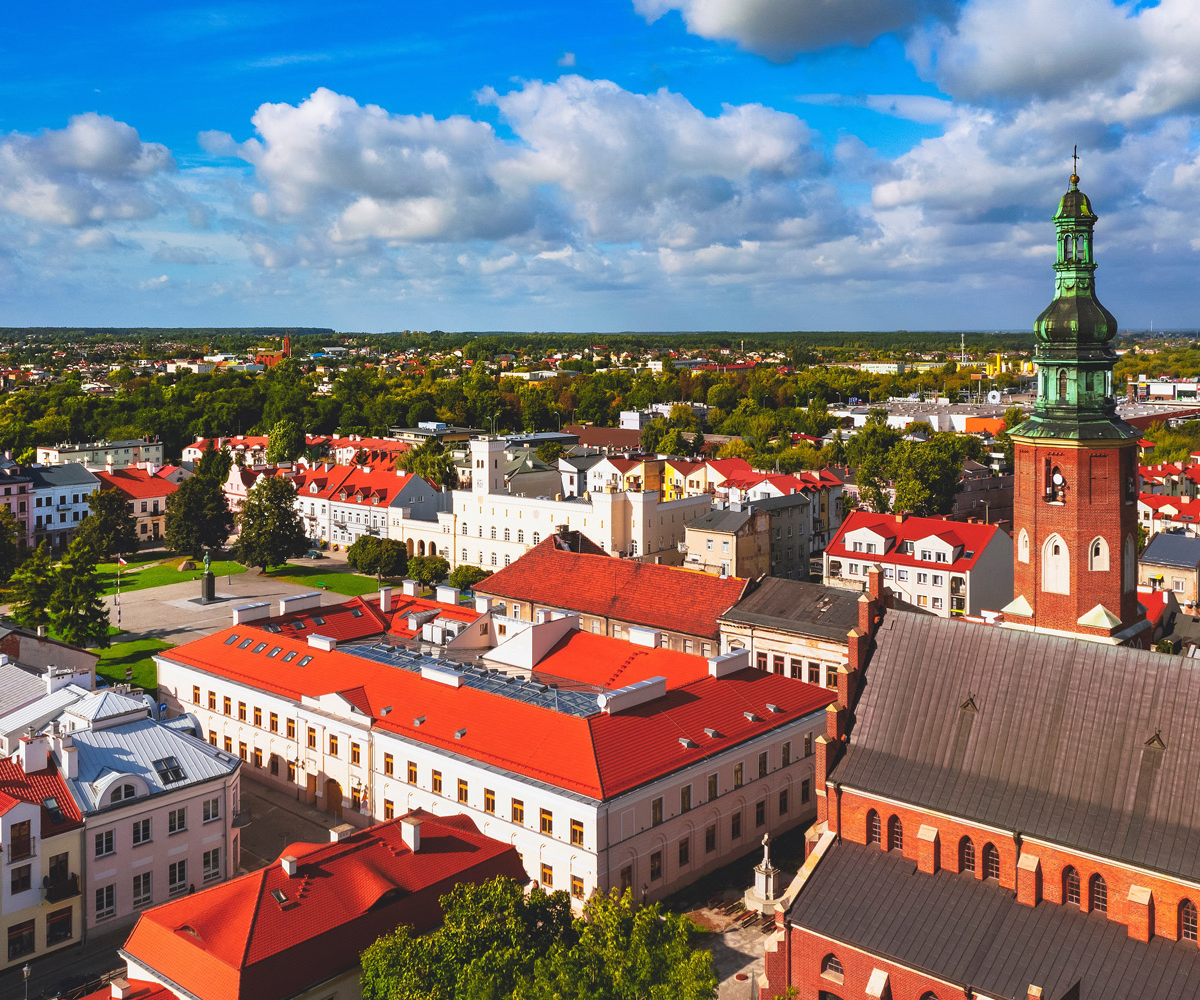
596 676 667 714
454 728 467 740
744 711 761 723
766 703 783 713
413 715 426 727
678 737 698 749
704 727 722 739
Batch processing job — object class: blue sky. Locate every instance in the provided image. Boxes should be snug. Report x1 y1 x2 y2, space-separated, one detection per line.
2 0 1198 332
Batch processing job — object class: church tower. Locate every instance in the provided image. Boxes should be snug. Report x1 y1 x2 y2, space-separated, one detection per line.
1002 167 1148 644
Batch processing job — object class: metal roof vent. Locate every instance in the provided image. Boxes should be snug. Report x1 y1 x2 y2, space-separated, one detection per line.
704 727 721 739
413 715 426 727
1145 731 1166 751
743 711 760 723
766 703 783 713
678 737 698 749
454 728 467 740
960 696 979 714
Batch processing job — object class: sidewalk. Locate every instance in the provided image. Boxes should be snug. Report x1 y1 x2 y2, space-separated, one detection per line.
237 778 340 873
2 923 129 1000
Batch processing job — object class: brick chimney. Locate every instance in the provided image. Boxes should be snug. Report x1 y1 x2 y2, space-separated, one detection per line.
379 586 393 613
401 816 422 853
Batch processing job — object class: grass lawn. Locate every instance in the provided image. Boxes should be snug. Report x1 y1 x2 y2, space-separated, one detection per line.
97 636 174 696
266 562 403 597
98 557 247 596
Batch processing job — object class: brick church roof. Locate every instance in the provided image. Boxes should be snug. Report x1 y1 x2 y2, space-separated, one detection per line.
834 611 1200 883
791 840 1200 1000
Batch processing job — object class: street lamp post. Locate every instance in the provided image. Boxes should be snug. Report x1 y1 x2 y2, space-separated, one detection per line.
23 963 30 1000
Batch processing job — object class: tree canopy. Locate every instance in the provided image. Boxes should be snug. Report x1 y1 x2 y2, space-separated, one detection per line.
397 439 458 490
234 476 309 571
48 537 110 648
0 507 19 585
359 878 717 1000
407 554 450 587
165 473 233 557
78 486 140 559
446 564 492 592
8 541 55 630
346 535 408 579
266 418 305 463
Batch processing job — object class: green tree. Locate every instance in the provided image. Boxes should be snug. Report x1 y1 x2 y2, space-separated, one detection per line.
447 565 492 591
407 554 450 587
346 535 381 573
165 474 234 558
48 538 110 648
195 441 232 482
659 427 689 456
535 441 565 465
77 487 140 559
0 507 18 585
639 418 668 454
346 536 408 579
235 476 309 571
399 439 458 490
8 542 55 629
265 419 305 463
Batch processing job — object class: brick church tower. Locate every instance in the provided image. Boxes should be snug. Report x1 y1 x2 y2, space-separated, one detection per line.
1001 169 1149 645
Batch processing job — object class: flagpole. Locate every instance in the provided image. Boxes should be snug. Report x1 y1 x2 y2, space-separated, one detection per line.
115 554 122 630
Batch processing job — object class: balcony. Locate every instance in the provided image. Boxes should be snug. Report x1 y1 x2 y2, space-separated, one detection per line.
232 808 252 829
43 873 80 903
6 836 35 864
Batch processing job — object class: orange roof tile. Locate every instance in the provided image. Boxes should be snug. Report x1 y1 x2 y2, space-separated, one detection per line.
476 536 747 639
96 468 179 500
0 759 82 835
120 811 525 1000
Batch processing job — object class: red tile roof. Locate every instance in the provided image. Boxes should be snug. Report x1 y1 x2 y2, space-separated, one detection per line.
476 536 748 639
0 759 82 836
160 627 833 800
827 511 1001 573
248 594 479 644
78 983 174 1000
120 811 525 1000
96 468 179 500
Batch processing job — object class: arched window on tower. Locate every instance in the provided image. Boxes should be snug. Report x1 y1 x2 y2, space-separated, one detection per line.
1017 529 1030 564
1089 874 1108 913
959 837 975 873
1042 534 1070 595
1058 369 1068 402
866 810 881 845
887 816 903 852
1181 899 1198 942
1064 866 1080 905
982 843 1001 881
1089 537 1109 571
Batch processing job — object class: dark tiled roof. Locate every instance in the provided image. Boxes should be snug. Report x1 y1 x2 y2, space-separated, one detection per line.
835 611 1200 881
790 840 1200 1000
1141 532 1200 570
691 507 751 533
719 578 858 642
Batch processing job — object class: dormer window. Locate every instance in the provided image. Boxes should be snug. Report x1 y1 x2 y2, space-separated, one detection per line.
919 549 932 562
110 783 137 804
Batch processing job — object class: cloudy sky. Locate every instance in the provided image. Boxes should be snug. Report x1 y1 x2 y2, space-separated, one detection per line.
2 0 1197 332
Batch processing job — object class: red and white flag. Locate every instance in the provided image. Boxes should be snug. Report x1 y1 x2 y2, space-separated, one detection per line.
117 555 127 566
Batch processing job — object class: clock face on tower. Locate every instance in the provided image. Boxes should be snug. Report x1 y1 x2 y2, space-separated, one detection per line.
1052 472 1064 486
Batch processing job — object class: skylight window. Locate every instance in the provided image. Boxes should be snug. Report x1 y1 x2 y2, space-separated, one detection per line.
293 621 306 631
223 634 240 646
350 608 364 618
238 638 253 649
253 643 267 654
264 624 282 634
267 647 282 658
282 651 298 663
43 797 64 823
152 757 186 784
311 616 325 626
298 655 313 667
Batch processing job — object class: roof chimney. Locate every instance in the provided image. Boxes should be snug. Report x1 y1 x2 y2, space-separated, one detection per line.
61 743 78 779
18 734 48 773
280 855 299 877
111 980 133 999
329 823 355 843
379 586 393 613
401 579 420 597
474 594 492 613
400 816 422 853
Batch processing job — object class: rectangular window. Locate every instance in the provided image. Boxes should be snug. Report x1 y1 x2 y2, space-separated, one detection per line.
897 569 908 582
708 773 718 801
773 654 784 674
307 727 316 749
253 747 262 768
779 788 789 814
782 742 791 767
540 863 553 888
458 778 469 804
540 808 554 835
168 860 188 896
351 742 361 765
407 761 417 783
253 706 262 727
432 770 442 794
10 864 30 894
651 797 664 827
383 753 394 776
932 597 944 610
569 818 584 846
756 651 768 670
680 785 692 813
512 799 525 824
384 799 394 820
203 797 220 823
46 907 72 946
804 733 813 757
484 789 496 814
733 763 743 788
571 875 585 899
678 836 690 867
203 848 221 883
808 663 821 684
238 741 247 761
287 762 296 782
329 734 338 757
208 729 217 746
731 811 742 839
917 573 928 585
95 885 115 921
238 701 246 721
95 830 114 857
223 696 231 716
802 779 811 804
917 594 929 608
287 718 296 739
168 807 186 834
705 824 717 853
192 685 200 704
132 818 151 845
650 850 663 881
758 751 768 778
7 920 34 960
224 736 232 753
755 800 766 827
208 691 216 710
269 712 278 732
133 872 152 907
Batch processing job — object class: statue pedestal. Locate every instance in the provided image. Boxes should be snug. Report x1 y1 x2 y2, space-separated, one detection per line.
743 833 787 916
199 571 216 604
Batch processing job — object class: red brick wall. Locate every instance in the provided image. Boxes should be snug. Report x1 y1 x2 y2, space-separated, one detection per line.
1012 439 1139 631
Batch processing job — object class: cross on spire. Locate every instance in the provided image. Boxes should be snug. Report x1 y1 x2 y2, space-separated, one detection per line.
1072 145 1079 179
